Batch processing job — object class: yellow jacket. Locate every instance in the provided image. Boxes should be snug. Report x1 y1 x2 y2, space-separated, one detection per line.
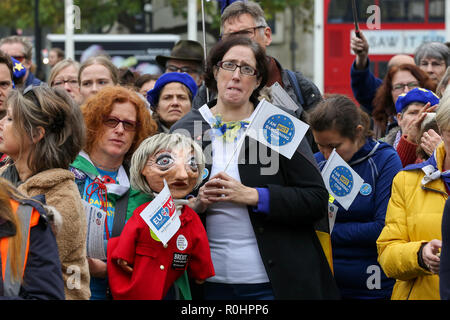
377 142 447 300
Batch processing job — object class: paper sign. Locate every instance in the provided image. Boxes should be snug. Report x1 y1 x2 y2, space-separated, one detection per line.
246 99 309 159
83 200 107 260
321 149 364 210
270 82 300 112
139 180 181 245
328 202 338 233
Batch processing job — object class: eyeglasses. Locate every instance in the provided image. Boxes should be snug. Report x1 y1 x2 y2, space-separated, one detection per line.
221 26 265 39
12 55 26 63
166 64 201 75
52 78 79 88
103 116 138 131
392 82 420 92
419 60 446 68
216 61 258 76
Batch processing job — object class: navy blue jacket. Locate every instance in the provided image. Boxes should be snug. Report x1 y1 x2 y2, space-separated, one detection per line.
350 59 382 114
440 198 450 300
315 139 402 299
0 198 65 300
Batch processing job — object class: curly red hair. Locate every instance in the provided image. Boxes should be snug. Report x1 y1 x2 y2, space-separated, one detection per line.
81 85 158 161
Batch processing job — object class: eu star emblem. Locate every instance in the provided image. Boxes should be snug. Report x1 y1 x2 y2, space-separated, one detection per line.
13 62 24 72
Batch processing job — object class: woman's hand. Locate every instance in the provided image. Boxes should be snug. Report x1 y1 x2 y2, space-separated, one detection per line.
202 172 259 206
87 257 108 278
422 239 442 274
188 184 215 214
420 129 442 156
116 259 133 273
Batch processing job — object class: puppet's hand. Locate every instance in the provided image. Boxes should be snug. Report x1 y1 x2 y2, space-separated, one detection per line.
116 258 133 273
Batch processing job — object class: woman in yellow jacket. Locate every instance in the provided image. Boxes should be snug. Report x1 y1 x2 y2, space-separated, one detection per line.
376 101 450 299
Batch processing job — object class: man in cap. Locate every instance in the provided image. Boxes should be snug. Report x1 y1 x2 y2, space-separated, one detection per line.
0 36 43 88
192 1 321 118
156 40 204 87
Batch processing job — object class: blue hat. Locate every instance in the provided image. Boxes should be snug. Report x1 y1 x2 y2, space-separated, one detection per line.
10 57 26 89
146 72 198 107
395 87 440 114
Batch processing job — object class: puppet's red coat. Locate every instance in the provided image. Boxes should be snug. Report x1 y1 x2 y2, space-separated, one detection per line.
107 202 214 300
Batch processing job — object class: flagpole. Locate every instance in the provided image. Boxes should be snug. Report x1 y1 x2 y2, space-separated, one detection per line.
222 99 265 173
201 0 210 101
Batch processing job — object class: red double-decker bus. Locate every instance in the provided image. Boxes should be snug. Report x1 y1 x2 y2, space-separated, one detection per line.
323 0 445 99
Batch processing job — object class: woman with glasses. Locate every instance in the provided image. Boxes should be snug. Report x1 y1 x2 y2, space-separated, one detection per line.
146 72 197 133
372 64 436 143
69 85 157 300
0 85 89 299
78 56 119 103
49 58 82 104
171 36 339 300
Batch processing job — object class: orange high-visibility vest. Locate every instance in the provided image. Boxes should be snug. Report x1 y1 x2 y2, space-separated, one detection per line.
1 199 40 296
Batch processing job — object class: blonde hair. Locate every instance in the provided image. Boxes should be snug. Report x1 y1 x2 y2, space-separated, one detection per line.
49 58 80 87
78 55 119 86
436 85 450 131
130 133 205 195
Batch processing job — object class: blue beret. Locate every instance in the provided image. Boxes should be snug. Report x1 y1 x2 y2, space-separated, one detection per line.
146 72 198 107
395 87 440 114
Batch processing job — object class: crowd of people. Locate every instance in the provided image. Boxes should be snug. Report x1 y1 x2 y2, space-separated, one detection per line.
1 0 450 301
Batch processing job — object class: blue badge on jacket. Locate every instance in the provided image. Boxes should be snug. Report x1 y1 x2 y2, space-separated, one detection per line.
360 183 372 196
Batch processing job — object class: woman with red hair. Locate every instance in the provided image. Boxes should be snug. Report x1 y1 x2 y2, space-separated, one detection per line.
372 63 436 143
70 85 157 300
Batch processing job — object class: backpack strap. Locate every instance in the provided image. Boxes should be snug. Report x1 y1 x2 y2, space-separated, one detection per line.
286 69 305 108
111 189 130 238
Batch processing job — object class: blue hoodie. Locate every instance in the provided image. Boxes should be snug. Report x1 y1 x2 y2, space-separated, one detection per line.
315 138 402 299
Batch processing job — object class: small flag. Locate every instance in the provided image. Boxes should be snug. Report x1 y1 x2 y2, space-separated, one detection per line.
139 180 181 245
320 149 364 210
245 99 309 159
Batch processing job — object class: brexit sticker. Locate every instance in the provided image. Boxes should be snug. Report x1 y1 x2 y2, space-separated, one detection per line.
263 114 295 146
150 198 176 231
329 166 354 197
172 253 189 270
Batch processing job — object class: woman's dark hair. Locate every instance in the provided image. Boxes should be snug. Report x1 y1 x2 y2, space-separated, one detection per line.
309 94 373 141
204 36 268 102
372 63 436 134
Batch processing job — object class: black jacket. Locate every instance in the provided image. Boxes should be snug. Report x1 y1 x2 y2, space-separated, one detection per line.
171 100 340 299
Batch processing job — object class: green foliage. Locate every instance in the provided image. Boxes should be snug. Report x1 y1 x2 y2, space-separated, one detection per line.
0 0 314 34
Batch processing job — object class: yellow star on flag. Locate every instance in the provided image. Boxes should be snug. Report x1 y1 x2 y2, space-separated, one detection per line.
13 62 24 72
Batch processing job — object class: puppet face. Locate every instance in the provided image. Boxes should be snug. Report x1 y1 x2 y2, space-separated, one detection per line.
141 147 199 199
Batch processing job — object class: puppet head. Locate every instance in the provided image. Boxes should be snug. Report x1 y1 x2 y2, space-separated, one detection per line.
130 133 205 199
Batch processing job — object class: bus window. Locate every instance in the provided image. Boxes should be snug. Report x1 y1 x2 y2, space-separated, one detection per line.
429 0 445 22
327 0 374 23
379 0 425 22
